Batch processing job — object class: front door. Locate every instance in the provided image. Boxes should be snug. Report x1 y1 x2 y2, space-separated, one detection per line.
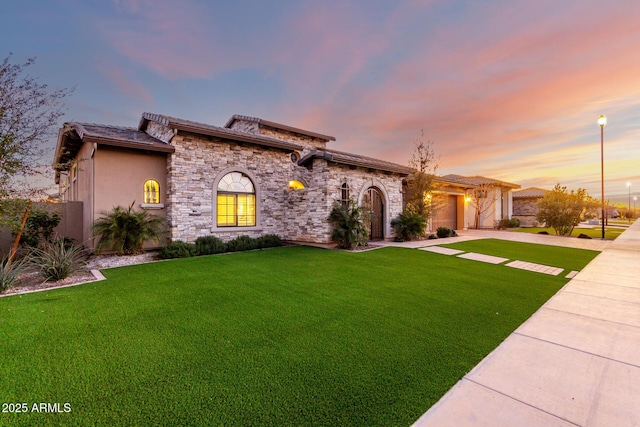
363 187 384 240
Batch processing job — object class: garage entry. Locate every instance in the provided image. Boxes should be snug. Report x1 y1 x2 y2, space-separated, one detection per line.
432 195 458 230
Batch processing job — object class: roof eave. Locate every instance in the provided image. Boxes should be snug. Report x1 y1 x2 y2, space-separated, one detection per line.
84 135 176 153
299 151 412 175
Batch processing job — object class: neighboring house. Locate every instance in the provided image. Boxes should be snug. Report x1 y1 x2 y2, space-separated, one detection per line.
53 113 413 250
513 187 547 227
438 175 520 229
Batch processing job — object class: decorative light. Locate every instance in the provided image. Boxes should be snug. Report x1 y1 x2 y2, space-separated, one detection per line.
598 115 607 127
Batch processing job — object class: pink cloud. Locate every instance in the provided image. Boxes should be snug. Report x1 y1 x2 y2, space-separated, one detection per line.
100 0 233 79
101 65 154 104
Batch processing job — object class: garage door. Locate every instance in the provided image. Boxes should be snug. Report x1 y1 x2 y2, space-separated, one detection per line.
432 195 457 230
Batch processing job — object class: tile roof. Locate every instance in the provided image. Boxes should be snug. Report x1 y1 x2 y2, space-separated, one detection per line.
442 174 520 189
298 149 413 175
224 114 336 142
513 187 547 198
74 123 170 147
53 122 174 171
140 112 304 152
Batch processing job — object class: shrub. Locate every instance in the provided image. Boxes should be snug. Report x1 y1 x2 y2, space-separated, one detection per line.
159 241 197 259
0 256 29 293
427 234 438 240
226 235 258 253
195 236 227 256
327 200 369 249
17 208 61 247
436 227 457 238
391 210 427 241
93 202 164 255
256 234 283 249
495 218 521 230
28 239 86 281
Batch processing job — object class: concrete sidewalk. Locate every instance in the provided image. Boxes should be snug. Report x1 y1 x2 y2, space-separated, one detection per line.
411 222 640 427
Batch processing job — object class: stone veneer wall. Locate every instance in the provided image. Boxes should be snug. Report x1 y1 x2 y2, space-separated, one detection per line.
227 118 329 152
227 120 258 134
259 126 328 151
513 197 541 227
153 119 405 244
146 121 174 143
166 130 296 243
284 159 405 243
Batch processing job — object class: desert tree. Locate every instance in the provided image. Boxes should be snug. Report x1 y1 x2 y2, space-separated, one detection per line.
535 184 589 236
0 54 72 226
404 130 441 229
468 182 500 229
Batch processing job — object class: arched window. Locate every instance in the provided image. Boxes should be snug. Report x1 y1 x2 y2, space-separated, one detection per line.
341 183 350 206
288 180 305 190
144 179 160 204
217 172 256 227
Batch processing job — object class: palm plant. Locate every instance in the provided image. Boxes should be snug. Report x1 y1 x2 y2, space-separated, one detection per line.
391 210 427 241
93 202 164 255
327 200 369 249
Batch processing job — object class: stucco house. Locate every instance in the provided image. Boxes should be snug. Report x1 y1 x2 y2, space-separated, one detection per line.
53 112 413 250
52 112 522 249
436 174 520 229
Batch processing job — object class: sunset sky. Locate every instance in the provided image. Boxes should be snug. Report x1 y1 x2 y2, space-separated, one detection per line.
2 0 639 204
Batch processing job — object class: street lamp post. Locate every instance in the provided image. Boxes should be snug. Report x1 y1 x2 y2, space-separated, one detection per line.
635 196 637 219
598 115 607 239
627 182 632 223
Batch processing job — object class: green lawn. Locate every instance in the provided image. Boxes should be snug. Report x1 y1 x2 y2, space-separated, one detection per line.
511 226 624 240
439 239 599 272
0 245 596 426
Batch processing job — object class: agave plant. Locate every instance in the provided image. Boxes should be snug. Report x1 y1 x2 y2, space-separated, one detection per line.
93 202 164 255
28 239 86 281
327 199 370 249
0 255 29 293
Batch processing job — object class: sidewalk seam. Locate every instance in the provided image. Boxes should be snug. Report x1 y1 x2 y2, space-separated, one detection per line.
512 331 640 369
462 377 582 427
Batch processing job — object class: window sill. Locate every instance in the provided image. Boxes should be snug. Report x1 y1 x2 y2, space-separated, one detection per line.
141 203 164 210
212 226 262 232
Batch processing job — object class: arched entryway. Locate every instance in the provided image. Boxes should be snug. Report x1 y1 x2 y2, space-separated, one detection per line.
363 187 384 240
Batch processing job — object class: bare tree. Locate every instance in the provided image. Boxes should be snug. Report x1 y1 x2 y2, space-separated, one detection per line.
469 183 499 229
405 130 441 224
0 54 72 227
0 54 72 200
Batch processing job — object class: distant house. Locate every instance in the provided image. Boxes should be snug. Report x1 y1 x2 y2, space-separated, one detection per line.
512 187 547 227
53 113 413 250
438 175 520 229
